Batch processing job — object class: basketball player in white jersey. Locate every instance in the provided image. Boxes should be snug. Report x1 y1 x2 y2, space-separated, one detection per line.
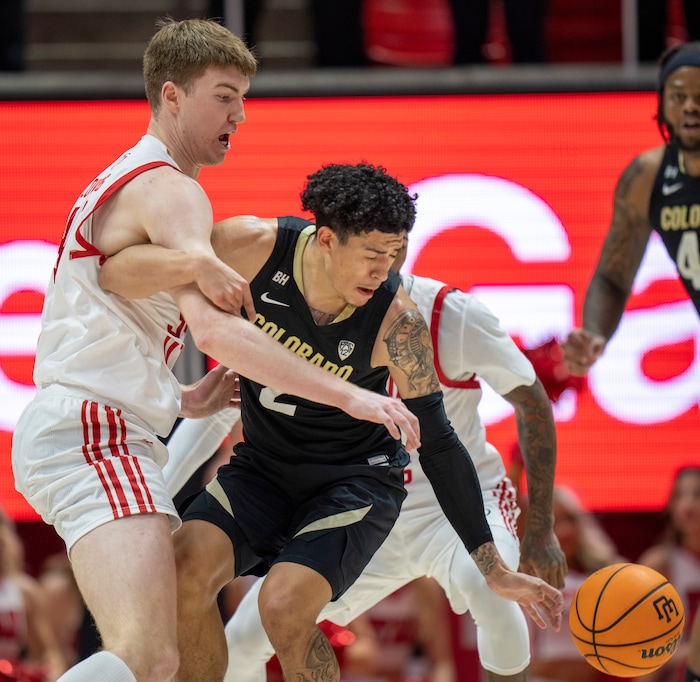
162 233 567 682
11 21 419 682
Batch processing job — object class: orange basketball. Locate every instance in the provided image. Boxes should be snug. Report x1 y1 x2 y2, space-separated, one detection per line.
569 563 685 677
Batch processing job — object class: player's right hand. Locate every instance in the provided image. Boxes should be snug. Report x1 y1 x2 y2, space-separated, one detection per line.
486 567 564 631
561 328 606 376
195 254 257 320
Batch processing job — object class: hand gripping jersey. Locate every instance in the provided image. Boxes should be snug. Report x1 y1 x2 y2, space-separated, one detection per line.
34 135 187 436
240 217 407 467
649 140 700 315
398 273 536 515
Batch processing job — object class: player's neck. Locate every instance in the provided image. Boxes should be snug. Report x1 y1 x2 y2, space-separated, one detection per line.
301 236 345 325
678 147 700 177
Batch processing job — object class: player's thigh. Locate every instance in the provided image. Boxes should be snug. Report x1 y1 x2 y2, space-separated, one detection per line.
173 517 236 594
70 513 177 649
322 516 427 626
277 470 405 601
12 390 179 551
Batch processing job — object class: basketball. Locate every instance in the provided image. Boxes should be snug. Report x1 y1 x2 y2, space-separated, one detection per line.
569 563 685 677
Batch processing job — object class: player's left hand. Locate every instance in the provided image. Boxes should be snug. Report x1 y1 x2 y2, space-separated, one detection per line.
486 569 564 631
179 364 240 419
519 529 568 590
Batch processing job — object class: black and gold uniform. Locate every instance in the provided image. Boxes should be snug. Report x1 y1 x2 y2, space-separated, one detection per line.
649 139 700 314
182 217 408 598
240 217 407 466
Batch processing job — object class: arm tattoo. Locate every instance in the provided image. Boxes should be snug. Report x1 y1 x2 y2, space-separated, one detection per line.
294 629 339 681
383 310 440 394
507 381 556 533
470 542 499 576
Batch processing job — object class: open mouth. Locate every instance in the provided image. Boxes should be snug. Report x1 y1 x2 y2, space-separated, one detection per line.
219 133 231 150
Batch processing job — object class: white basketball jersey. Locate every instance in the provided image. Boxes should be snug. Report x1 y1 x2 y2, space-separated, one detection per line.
34 135 187 436
398 274 536 510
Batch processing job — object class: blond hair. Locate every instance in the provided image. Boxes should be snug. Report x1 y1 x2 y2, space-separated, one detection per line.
143 18 258 112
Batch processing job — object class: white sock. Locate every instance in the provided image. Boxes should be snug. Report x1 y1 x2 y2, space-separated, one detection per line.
57 651 137 681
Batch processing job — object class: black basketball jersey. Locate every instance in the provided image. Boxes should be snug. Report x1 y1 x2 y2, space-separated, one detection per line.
648 140 700 315
239 216 407 467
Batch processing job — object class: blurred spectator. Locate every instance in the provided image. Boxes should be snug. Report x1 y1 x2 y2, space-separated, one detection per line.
528 486 625 682
0 0 25 71
207 0 267 52
309 0 366 67
208 0 366 67
36 554 92 672
448 0 548 64
637 0 700 62
635 466 700 682
0 506 66 682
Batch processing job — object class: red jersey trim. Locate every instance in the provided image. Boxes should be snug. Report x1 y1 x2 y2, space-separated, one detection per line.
69 161 176 265
431 285 480 389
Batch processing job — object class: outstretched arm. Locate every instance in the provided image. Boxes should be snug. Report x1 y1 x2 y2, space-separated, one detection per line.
504 378 566 589
380 292 563 629
563 150 659 375
101 219 420 449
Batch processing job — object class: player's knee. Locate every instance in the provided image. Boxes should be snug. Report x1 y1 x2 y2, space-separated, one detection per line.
146 646 179 682
112 643 179 682
258 587 314 650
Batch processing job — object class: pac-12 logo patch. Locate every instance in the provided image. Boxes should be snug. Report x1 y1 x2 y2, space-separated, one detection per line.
338 340 355 361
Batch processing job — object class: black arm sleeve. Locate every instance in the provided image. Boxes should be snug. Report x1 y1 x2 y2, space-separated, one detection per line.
403 391 493 554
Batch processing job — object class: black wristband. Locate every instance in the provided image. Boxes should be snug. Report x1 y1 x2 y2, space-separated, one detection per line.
403 392 493 553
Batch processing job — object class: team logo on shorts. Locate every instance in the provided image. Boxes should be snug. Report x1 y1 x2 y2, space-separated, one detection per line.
338 340 355 361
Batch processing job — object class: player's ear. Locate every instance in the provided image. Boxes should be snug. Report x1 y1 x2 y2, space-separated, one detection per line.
161 81 180 112
316 225 336 252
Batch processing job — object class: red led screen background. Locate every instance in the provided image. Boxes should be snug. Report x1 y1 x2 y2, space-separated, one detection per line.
1 93 697 519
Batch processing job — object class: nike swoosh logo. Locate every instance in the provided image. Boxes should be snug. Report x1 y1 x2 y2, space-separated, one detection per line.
662 182 684 195
261 291 289 307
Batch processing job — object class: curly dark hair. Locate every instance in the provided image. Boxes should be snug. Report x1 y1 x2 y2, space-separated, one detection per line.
656 41 700 141
300 163 417 244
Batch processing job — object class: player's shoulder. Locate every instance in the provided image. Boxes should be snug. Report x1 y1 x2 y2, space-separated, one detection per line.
124 164 207 208
614 145 665 201
636 146 666 173
623 146 665 183
376 284 424 344
212 215 278 275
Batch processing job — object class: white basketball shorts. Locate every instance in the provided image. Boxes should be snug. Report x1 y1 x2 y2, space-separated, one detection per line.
12 386 180 554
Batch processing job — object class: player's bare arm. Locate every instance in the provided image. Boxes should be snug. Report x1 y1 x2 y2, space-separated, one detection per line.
563 149 661 375
504 379 566 589
377 291 563 629
96 168 255 318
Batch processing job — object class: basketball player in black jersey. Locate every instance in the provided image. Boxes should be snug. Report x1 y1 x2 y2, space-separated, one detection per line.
562 42 700 682
563 41 700 373
99 162 563 682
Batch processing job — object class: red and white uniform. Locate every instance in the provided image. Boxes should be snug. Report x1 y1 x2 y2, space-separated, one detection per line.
12 135 185 552
223 274 539 680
